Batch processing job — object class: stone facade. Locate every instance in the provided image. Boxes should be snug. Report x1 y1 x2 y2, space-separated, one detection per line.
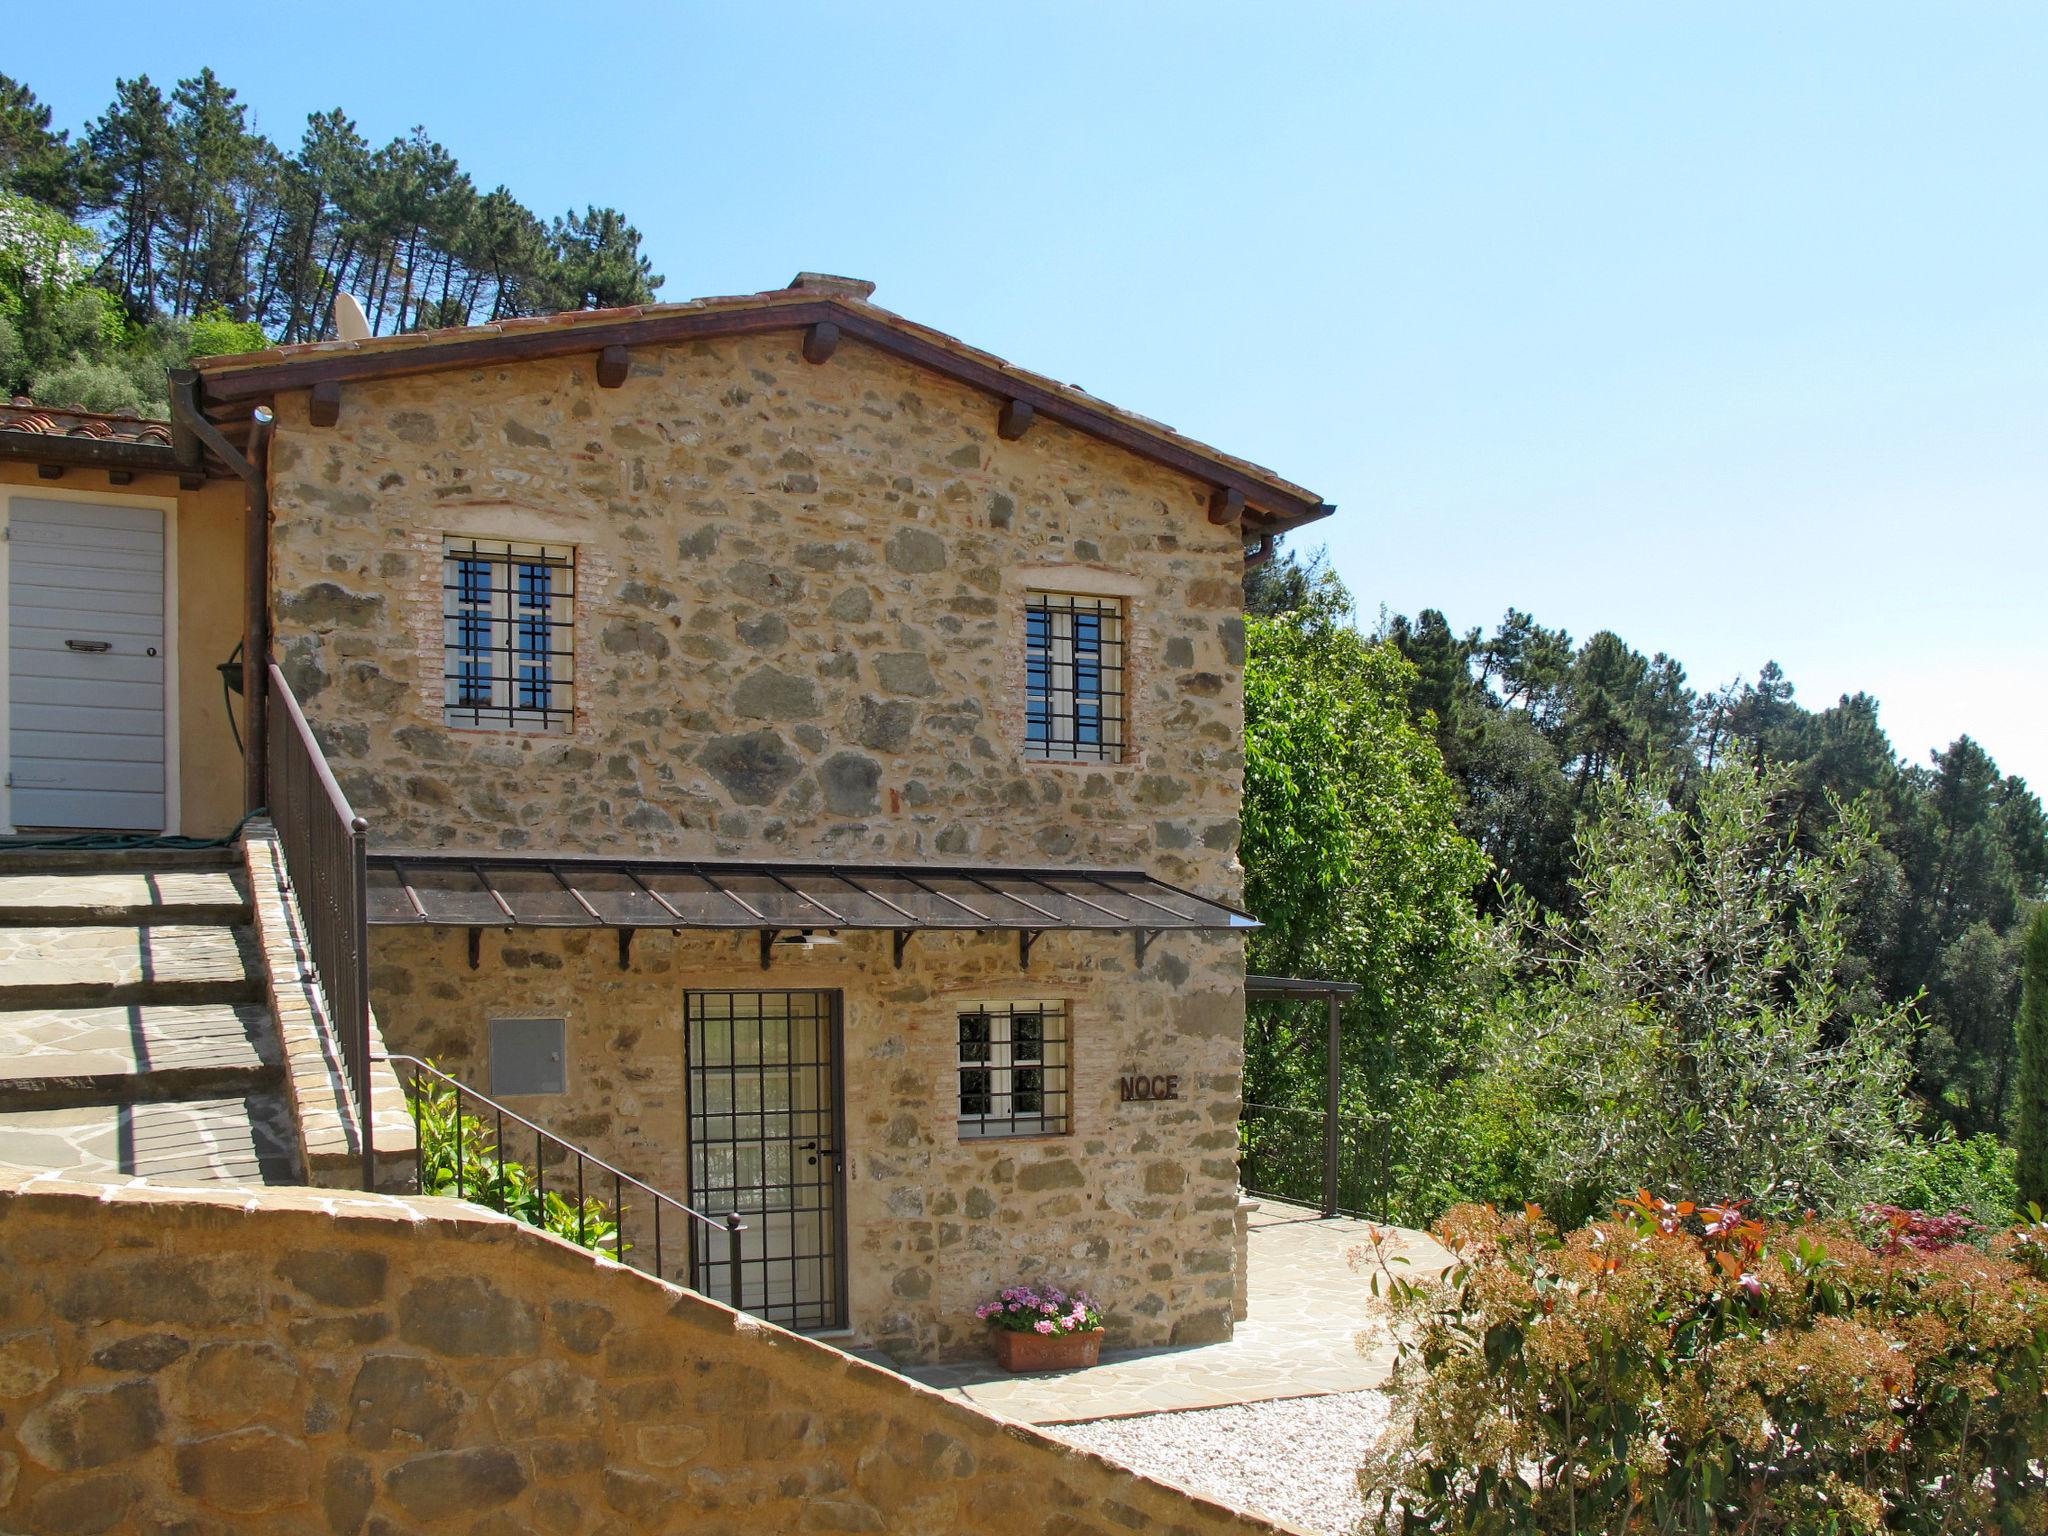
265 331 1247 878
0 1170 1305 1535
372 924 1244 1360
264 325 1254 1360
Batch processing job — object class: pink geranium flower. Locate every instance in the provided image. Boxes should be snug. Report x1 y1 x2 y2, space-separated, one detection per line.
1034 1319 1056 1334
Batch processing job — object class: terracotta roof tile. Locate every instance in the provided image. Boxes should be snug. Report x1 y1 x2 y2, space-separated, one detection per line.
1 399 173 448
193 281 1334 530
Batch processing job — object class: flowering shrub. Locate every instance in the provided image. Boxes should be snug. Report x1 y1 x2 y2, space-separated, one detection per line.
1860 1203 1978 1256
1361 1194 2048 1534
975 1284 1103 1337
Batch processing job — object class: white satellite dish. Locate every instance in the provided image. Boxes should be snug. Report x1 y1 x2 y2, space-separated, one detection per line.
333 292 371 343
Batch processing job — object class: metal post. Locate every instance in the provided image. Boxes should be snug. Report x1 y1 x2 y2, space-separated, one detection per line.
725 1212 745 1310
352 814 374 1192
1322 992 1341 1218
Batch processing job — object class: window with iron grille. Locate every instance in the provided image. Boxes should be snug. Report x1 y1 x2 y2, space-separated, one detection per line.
958 1001 1069 1137
1025 593 1124 762
442 537 576 732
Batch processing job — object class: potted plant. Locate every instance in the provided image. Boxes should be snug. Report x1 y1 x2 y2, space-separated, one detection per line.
976 1284 1106 1372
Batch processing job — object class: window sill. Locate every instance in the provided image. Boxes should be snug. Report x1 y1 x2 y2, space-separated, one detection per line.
1020 753 1137 771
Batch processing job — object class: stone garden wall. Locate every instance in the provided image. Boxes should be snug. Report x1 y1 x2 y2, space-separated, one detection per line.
264 327 1248 893
0 1171 1304 1536
372 922 1245 1362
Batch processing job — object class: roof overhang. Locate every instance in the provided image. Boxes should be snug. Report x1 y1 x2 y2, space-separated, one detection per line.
193 283 1336 541
0 404 223 485
368 851 1257 973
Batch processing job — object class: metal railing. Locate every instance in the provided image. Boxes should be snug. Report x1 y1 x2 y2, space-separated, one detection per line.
265 663 375 1189
382 1054 747 1304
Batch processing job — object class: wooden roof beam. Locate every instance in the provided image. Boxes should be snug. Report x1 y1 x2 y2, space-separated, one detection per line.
998 399 1035 440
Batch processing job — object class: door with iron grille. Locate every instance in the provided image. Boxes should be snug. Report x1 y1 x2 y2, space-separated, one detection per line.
683 989 846 1330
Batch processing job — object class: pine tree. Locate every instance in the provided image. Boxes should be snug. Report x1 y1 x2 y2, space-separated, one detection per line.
2014 906 2048 1209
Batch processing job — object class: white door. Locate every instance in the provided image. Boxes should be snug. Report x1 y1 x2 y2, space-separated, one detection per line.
6 498 168 831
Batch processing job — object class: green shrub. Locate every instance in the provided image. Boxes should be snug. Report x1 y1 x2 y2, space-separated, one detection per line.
1361 1197 2048 1534
1890 1131 2020 1231
408 1068 623 1257
185 304 268 360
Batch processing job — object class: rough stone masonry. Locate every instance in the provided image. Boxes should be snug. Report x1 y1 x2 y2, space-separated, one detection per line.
263 326 1253 1360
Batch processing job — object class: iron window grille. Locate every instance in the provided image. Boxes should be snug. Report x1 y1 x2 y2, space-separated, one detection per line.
958 1000 1069 1137
1025 593 1124 762
443 536 576 732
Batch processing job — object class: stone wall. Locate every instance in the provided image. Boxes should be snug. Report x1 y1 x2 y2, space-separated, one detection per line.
0 1171 1305 1536
265 325 1256 1360
263 328 1246 895
372 920 1246 1361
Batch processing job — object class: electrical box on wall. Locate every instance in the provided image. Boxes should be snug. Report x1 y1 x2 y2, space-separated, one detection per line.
489 1016 567 1096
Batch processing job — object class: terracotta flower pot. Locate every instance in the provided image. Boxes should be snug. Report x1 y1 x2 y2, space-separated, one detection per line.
992 1326 1105 1373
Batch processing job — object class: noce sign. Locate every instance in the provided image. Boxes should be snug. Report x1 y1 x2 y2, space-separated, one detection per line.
1119 1074 1180 1103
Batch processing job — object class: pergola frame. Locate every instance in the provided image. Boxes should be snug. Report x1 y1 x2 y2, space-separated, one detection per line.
1245 974 1361 1218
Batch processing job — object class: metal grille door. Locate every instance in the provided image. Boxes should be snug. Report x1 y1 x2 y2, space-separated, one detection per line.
684 990 845 1330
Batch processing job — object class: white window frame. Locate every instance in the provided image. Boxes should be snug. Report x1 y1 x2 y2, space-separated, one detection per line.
442 536 576 733
1024 592 1125 763
957 1000 1070 1139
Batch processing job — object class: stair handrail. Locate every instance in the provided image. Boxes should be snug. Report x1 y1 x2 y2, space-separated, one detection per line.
263 662 375 1189
379 1053 749 1310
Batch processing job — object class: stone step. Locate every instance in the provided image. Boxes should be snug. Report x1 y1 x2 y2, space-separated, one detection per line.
0 1003 277 1108
0 868 249 927
0 924 263 1010
0 1089 297 1187
0 845 239 874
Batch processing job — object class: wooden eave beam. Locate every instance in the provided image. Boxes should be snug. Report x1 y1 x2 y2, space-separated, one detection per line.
802 321 841 364
997 399 1035 440
1208 487 1245 526
595 344 630 388
308 380 342 427
193 298 1330 529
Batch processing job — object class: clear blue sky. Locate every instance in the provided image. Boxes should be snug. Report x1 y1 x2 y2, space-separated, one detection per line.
16 3 2045 787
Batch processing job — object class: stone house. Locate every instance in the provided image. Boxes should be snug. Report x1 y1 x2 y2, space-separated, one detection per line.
1 276 1332 1365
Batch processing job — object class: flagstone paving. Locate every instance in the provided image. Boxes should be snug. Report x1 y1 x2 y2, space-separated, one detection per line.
890 1201 1453 1423
0 1092 296 1185
0 868 246 922
0 1003 274 1082
0 855 299 1189
0 923 260 1004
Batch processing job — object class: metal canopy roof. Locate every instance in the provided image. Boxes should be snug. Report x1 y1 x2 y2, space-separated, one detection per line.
366 852 1257 971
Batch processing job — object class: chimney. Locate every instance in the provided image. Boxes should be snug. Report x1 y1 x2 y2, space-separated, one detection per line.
786 272 877 302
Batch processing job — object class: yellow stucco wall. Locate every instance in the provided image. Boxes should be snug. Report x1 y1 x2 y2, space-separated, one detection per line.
0 462 245 837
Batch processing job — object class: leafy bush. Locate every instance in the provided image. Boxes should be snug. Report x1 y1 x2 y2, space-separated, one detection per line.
1889 1131 2019 1231
1361 1197 2048 1535
185 303 268 360
409 1068 623 1256
1471 761 1922 1226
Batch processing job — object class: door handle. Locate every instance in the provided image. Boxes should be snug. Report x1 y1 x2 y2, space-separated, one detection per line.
800 1140 835 1166
65 639 112 653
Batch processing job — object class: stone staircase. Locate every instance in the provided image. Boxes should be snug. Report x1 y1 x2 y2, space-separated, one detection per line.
0 848 298 1186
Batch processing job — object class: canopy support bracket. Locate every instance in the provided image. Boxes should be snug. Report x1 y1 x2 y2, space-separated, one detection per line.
466 927 482 970
1134 928 1159 969
617 928 635 971
1018 929 1042 970
893 930 912 969
759 928 777 970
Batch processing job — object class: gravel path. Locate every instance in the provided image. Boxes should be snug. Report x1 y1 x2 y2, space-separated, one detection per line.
1049 1389 1390 1535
